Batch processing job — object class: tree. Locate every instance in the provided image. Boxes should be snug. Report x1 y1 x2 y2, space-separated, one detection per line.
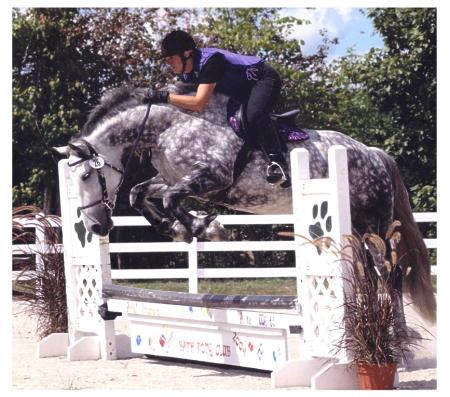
12 8 194 212
320 49 397 146
315 9 435 212
13 9 88 211
362 8 436 210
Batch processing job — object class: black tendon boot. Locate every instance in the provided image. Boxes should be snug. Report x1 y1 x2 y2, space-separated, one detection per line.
261 122 291 187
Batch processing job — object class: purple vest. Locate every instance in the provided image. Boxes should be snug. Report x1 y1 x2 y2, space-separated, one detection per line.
179 48 264 102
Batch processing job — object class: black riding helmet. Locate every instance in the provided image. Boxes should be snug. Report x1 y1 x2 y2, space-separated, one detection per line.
159 30 197 59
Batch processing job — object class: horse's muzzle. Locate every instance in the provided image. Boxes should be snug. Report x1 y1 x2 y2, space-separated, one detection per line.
90 218 114 236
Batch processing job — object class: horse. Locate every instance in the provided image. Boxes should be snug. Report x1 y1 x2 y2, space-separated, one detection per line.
53 83 436 323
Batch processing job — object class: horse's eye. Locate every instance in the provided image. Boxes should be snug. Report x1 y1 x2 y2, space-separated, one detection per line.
81 172 91 181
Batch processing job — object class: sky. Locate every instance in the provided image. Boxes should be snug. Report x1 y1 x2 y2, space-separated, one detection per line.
280 8 384 59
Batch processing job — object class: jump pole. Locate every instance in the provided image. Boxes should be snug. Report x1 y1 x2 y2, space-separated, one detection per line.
37 145 360 389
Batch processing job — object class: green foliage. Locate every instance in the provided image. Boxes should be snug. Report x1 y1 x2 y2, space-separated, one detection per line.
342 8 436 211
13 8 109 209
370 8 436 211
195 8 306 60
12 8 193 210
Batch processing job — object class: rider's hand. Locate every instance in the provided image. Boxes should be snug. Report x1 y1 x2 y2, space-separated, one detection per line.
145 90 170 104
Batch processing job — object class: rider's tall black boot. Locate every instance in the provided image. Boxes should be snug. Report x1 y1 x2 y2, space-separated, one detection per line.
261 120 291 188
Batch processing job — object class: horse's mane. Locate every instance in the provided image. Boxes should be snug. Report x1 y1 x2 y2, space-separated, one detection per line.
79 85 143 136
79 82 199 137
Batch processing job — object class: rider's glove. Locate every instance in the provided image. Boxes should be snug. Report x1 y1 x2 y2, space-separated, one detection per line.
145 90 170 104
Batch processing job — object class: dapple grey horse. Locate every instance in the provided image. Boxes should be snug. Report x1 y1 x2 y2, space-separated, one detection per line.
54 83 435 323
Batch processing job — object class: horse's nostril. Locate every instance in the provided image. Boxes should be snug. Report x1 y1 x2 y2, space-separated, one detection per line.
91 224 102 235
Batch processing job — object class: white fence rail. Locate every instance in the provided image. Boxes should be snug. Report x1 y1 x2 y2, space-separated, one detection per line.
12 212 437 285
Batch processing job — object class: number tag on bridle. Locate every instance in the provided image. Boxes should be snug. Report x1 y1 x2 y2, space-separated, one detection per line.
89 156 105 169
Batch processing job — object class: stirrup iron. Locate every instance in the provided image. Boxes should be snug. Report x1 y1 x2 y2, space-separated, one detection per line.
266 161 288 184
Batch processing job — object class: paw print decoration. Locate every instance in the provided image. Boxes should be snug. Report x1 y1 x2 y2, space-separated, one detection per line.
74 207 93 248
308 201 332 255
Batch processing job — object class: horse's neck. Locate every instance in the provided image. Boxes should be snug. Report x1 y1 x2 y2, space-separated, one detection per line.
86 96 232 166
87 104 158 163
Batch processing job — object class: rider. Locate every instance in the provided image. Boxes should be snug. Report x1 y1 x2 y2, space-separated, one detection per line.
147 30 290 187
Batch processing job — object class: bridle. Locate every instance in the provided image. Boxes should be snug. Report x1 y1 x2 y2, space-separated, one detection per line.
68 96 153 212
68 140 124 211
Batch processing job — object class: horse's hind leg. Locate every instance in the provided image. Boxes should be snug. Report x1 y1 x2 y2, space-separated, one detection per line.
163 166 230 240
129 177 192 242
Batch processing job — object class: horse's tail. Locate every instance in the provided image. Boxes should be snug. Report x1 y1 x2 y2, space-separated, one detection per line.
375 149 436 323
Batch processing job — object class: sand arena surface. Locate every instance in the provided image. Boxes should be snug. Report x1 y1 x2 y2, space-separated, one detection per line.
12 297 436 390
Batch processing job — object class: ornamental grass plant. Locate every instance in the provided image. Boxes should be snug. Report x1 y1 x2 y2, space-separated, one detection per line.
324 222 426 367
13 206 67 338
281 221 428 368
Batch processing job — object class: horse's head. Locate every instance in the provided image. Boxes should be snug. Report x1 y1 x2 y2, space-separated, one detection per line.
54 138 124 236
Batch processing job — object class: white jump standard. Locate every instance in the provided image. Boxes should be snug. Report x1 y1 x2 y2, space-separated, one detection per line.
38 146 364 389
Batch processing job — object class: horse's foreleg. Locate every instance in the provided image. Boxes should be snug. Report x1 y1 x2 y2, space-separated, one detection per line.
129 178 192 242
162 166 230 240
129 177 168 227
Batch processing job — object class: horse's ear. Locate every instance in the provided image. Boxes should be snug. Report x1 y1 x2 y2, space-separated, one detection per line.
51 146 69 157
68 142 89 155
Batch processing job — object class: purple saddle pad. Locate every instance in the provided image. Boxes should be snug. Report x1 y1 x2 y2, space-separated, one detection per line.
277 123 309 142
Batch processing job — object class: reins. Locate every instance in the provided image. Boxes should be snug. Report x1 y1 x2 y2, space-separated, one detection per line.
122 91 153 178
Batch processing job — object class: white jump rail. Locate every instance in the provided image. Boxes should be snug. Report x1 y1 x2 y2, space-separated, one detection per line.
13 213 437 283
37 145 367 389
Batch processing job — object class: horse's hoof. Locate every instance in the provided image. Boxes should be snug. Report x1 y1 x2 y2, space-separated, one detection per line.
204 220 228 241
191 214 217 238
169 220 193 243
159 218 172 233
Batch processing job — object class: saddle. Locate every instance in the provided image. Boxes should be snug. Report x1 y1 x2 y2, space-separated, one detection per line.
229 104 309 144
